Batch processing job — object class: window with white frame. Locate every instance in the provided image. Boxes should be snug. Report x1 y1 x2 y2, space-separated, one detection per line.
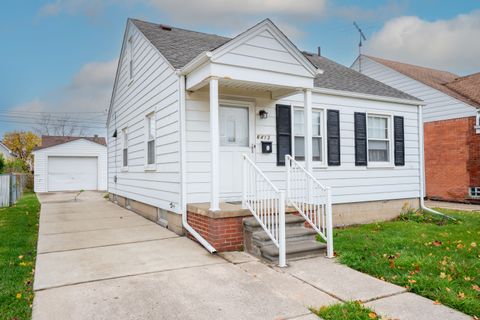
469 187 480 198
122 128 128 167
367 115 391 163
293 108 324 163
146 113 155 165
128 36 134 80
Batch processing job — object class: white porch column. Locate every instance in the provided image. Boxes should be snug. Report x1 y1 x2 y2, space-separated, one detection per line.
304 89 313 173
209 78 220 211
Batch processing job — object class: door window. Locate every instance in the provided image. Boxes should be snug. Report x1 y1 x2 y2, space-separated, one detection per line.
219 106 249 147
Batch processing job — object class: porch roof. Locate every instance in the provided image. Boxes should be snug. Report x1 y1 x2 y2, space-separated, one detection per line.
131 18 419 102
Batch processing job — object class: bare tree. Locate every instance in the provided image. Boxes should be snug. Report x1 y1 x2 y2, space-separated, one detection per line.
34 113 87 136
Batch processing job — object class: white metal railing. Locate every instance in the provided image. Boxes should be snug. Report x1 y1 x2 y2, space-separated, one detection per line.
285 155 334 258
242 154 286 267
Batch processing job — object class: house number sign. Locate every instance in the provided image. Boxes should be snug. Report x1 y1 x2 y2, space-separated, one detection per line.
256 134 271 141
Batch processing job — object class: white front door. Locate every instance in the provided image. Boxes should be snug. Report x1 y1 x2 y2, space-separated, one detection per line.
219 103 255 200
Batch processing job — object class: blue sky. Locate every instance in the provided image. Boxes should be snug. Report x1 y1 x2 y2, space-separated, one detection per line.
1 0 479 137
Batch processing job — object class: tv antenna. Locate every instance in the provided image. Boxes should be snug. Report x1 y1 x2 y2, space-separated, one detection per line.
353 22 367 72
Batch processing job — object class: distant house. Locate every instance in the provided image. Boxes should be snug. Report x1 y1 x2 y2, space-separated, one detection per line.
105 17 424 261
352 55 480 202
0 141 16 161
33 136 107 192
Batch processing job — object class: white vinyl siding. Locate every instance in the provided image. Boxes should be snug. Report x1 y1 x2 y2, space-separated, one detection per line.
214 29 313 78
352 56 476 122
33 139 107 193
107 21 181 213
185 90 420 205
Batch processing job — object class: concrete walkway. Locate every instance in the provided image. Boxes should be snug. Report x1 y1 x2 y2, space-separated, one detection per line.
32 192 471 320
426 199 480 212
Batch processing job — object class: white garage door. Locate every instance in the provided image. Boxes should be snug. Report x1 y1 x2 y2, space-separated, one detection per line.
48 156 98 191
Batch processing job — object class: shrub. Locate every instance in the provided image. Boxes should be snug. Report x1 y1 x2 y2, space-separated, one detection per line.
4 158 29 173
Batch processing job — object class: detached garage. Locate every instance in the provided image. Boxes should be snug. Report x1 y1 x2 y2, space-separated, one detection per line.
33 136 107 193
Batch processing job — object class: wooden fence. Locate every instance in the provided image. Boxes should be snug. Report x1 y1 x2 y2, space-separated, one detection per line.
0 173 28 207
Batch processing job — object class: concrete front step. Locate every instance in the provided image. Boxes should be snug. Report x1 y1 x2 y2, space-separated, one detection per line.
243 214 326 263
252 226 317 244
243 214 305 232
261 240 327 262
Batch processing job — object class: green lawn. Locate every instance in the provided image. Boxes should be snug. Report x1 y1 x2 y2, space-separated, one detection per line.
0 193 40 320
330 207 480 317
312 301 379 320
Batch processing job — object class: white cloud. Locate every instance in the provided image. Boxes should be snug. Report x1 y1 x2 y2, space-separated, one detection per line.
11 59 117 134
366 10 480 75
37 0 327 40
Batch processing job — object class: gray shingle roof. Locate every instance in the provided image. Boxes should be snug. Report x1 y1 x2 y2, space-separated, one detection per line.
131 19 230 69
131 18 420 102
304 54 420 101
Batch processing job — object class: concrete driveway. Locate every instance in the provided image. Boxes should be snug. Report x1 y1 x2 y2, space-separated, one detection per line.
32 192 336 320
33 192 471 320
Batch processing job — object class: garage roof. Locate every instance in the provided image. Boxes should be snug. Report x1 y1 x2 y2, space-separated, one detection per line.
34 136 106 151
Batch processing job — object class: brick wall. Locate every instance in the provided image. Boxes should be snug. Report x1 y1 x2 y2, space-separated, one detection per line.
186 211 244 251
424 116 480 202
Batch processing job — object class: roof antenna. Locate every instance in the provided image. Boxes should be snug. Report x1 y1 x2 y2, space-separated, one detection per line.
353 22 367 72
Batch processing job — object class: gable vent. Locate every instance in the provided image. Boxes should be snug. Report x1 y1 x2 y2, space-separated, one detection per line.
159 24 172 31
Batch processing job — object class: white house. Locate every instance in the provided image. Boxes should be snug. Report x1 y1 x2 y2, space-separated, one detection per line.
107 18 425 262
0 141 16 161
352 55 480 203
33 136 107 193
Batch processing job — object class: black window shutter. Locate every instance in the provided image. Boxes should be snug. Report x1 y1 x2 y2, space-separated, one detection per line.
394 116 405 166
354 112 367 166
276 104 291 166
327 110 341 166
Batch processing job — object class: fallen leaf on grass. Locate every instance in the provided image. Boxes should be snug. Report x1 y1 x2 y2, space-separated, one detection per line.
16 293 21 299
472 284 480 292
471 242 477 248
440 272 446 279
433 300 441 305
18 255 23 260
432 240 442 246
389 260 395 268
457 292 465 299
368 312 378 319
408 279 417 284
464 276 471 281
445 287 451 292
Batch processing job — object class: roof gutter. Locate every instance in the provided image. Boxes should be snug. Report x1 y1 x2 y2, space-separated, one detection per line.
178 51 212 75
312 87 425 106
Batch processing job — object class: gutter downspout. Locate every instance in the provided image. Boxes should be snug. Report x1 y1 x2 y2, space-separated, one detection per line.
178 73 217 253
417 105 456 221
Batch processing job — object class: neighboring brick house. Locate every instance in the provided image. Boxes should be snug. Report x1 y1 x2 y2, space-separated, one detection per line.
352 55 480 202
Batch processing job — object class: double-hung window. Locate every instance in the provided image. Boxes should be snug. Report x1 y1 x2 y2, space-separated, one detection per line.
122 128 128 168
293 108 324 164
146 113 155 167
128 36 134 80
367 115 392 164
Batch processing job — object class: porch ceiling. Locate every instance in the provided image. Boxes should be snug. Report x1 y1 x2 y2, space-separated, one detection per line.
219 78 298 92
191 78 301 100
